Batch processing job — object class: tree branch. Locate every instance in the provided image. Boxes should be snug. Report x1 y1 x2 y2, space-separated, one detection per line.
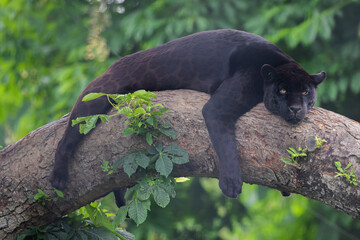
1 90 360 239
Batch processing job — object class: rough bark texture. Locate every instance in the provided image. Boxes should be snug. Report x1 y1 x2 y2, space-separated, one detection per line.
1 90 360 239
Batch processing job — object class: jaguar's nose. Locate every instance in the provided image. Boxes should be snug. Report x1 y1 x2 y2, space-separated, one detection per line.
289 106 301 114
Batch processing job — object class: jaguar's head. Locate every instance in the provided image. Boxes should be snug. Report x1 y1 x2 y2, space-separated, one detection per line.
261 63 326 124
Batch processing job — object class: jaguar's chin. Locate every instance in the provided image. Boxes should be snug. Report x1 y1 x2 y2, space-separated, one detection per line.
284 117 303 125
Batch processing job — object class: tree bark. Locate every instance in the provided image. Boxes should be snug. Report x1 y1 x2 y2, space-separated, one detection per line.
1 90 360 239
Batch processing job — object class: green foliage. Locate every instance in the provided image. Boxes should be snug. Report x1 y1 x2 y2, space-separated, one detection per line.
101 161 114 175
28 189 51 206
92 91 189 226
118 177 177 226
280 137 327 166
73 89 189 226
280 147 308 165
115 143 188 178
111 146 188 226
72 114 110 135
16 202 134 240
334 161 358 186
72 90 175 144
29 188 64 206
315 136 328 149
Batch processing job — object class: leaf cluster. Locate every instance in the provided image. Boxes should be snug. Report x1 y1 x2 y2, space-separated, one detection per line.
16 202 134 240
72 90 176 144
111 143 188 226
101 161 114 175
114 143 188 178
77 90 189 226
280 137 327 166
280 147 307 166
334 161 358 186
315 136 327 149
29 188 64 206
115 177 177 226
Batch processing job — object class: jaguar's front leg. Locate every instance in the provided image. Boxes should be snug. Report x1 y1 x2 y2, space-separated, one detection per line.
202 100 244 198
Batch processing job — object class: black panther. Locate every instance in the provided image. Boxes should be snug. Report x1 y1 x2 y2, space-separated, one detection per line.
51 29 326 200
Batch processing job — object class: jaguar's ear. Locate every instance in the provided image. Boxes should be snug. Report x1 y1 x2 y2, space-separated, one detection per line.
261 64 277 83
310 71 326 87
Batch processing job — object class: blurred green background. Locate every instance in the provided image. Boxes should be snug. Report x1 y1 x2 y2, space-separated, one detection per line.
1 0 360 239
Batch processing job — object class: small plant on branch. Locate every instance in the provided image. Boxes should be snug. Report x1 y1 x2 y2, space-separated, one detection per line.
29 188 64 206
280 147 307 166
280 136 327 166
334 161 358 186
314 136 327 149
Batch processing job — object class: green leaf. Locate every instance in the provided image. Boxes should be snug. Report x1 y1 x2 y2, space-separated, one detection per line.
109 94 126 104
99 114 110 122
37 189 50 200
159 127 177 140
146 117 155 126
344 163 353 170
84 205 115 233
164 144 189 164
124 187 137 202
153 186 170 208
334 161 342 170
123 127 135 136
280 158 293 164
101 161 110 172
147 145 159 155
142 199 151 211
138 183 152 201
161 183 176 198
135 152 150 169
82 92 106 102
128 199 148 225
71 116 92 126
116 230 135 240
113 157 125 170
133 89 148 97
144 91 157 98
118 107 133 115
123 154 138 177
54 188 64 198
287 147 297 155
79 115 99 135
134 107 147 115
133 90 157 100
334 173 342 178
175 177 190 182
151 110 165 116
155 142 163 152
155 154 173 177
113 205 129 226
145 132 153 145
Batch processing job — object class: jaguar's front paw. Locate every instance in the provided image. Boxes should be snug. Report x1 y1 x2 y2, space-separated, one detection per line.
219 173 243 198
50 168 69 190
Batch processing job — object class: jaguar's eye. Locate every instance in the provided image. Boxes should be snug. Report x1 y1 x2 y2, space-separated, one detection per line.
302 91 308 95
279 89 287 94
